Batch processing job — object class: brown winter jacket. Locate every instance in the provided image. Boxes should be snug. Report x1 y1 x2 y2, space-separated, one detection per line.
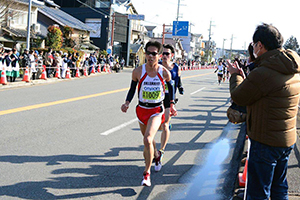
230 48 300 147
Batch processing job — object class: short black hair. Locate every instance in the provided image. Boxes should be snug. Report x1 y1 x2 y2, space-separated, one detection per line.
248 43 255 62
163 44 175 53
145 41 162 53
252 23 283 51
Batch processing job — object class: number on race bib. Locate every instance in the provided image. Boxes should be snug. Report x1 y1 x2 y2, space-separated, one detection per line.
142 91 161 100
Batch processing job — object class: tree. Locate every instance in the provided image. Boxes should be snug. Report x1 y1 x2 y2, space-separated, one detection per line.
283 36 299 51
46 25 63 49
0 0 24 28
62 25 75 48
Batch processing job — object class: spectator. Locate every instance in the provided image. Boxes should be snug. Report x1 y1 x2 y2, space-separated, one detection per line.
5 50 12 81
83 57 89 74
88 53 97 74
36 51 44 78
0 47 4 74
61 53 68 79
10 48 19 82
55 52 62 78
44 48 53 78
109 55 114 71
75 52 81 74
20 49 30 78
135 55 139 68
120 57 125 69
70 52 77 77
28 50 37 80
227 23 300 200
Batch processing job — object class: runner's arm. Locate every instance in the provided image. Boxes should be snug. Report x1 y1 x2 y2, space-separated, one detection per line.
125 80 138 103
121 68 140 113
166 81 174 102
178 77 184 95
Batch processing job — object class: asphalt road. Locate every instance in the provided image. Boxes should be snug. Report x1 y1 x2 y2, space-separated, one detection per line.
1 68 296 200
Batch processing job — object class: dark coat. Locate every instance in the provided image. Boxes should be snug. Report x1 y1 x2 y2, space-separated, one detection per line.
230 48 300 147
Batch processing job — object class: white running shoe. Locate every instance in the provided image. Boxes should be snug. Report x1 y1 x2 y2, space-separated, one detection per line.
154 150 164 172
155 162 162 172
141 172 151 186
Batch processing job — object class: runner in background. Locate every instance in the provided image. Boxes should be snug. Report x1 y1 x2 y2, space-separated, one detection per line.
214 60 224 85
156 44 184 172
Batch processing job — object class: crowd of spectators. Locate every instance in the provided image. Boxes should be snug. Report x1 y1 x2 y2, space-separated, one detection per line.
0 47 124 81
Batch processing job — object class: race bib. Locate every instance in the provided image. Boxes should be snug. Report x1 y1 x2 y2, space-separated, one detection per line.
142 90 161 100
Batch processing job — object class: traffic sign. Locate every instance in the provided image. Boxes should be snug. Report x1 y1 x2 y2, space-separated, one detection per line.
107 48 112 54
128 14 145 20
172 21 189 37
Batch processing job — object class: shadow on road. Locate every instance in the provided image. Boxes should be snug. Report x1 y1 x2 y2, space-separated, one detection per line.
0 95 247 199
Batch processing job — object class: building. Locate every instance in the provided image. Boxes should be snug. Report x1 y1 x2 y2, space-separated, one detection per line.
151 37 184 60
0 0 42 50
0 0 95 51
38 0 95 50
53 0 143 65
53 0 113 51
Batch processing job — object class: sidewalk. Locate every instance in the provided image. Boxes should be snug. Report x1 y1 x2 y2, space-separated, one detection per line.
0 68 127 90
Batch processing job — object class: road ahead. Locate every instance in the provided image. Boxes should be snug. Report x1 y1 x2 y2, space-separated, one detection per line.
0 68 245 199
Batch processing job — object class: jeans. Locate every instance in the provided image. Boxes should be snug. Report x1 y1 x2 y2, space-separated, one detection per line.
247 139 294 200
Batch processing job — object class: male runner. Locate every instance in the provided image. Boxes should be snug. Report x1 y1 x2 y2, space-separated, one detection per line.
155 44 184 172
121 41 177 187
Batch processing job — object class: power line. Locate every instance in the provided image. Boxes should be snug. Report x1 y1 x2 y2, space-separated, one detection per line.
75 0 130 29
76 0 110 17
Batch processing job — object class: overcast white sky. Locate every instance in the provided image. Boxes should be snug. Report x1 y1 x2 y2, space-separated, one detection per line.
131 0 300 50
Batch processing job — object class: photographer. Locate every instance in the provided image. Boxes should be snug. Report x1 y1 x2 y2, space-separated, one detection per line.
227 23 300 199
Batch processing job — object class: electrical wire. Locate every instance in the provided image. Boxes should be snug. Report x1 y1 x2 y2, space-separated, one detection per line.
76 0 111 17
75 0 166 30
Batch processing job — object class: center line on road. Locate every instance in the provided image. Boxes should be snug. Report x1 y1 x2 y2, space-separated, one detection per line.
182 72 213 80
100 118 138 136
191 87 206 95
0 88 129 116
0 71 213 116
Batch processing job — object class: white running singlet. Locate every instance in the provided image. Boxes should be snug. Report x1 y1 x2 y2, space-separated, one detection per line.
138 64 165 105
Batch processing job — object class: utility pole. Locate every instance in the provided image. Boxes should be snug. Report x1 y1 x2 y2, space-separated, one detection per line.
162 24 172 45
176 0 180 21
111 12 115 47
26 0 32 50
222 38 227 58
230 34 233 59
207 20 215 62
126 19 131 66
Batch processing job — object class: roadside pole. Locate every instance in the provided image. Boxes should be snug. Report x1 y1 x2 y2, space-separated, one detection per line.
126 19 131 67
26 0 32 50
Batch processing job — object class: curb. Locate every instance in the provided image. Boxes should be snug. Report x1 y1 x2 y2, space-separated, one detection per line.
0 70 116 90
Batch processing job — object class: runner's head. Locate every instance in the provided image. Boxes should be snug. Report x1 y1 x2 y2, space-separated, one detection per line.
145 41 162 66
162 44 174 63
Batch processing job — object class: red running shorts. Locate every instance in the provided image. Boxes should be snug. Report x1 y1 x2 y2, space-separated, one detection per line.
136 105 165 125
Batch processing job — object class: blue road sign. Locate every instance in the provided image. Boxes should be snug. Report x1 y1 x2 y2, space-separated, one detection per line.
128 14 145 20
107 48 112 54
172 21 189 37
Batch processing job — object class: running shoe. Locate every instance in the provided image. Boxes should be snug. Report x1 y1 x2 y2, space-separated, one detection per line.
155 149 164 172
141 172 151 186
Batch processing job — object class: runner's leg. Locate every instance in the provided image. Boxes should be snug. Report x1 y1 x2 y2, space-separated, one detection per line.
161 108 171 151
139 115 162 174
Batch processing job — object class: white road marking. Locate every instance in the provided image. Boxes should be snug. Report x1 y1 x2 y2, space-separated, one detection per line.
190 87 206 95
100 118 138 136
